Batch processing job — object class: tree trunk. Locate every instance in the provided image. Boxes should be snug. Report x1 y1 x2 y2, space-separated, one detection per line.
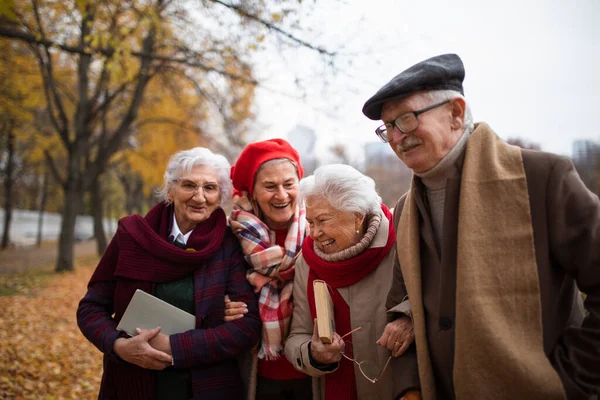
55 7 92 272
55 174 83 272
134 177 145 214
36 169 49 247
119 174 134 215
2 130 15 249
91 176 107 256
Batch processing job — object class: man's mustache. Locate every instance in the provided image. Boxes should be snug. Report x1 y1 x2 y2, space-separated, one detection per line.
395 136 423 153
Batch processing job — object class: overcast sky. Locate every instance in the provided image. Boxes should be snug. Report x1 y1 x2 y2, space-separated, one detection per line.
248 0 600 165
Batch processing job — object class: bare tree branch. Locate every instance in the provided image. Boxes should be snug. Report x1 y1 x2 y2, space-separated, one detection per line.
43 150 65 188
87 22 157 185
134 117 202 132
89 77 135 122
209 0 336 57
32 0 70 137
89 60 110 111
73 6 94 144
31 47 70 148
0 25 258 85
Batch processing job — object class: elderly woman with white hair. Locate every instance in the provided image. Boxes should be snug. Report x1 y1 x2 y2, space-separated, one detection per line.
284 164 419 400
77 147 261 400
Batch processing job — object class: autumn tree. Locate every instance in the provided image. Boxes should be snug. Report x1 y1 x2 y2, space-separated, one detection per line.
0 38 49 248
89 74 207 254
0 0 335 271
0 40 26 248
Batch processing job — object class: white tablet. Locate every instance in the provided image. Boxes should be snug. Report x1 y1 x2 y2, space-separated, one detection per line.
116 289 196 336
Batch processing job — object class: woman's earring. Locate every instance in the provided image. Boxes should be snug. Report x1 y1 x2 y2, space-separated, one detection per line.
356 229 360 235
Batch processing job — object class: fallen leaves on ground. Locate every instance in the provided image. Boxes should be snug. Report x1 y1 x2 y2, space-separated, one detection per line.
0 262 103 399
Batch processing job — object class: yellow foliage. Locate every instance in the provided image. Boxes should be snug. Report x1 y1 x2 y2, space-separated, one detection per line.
4 0 270 206
0 0 16 20
120 76 208 196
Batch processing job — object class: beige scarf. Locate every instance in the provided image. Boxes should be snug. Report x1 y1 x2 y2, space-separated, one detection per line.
397 123 565 400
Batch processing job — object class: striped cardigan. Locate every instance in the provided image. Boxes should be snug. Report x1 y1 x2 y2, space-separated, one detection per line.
77 229 262 399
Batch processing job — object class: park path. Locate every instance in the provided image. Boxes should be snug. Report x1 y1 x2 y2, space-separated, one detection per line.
0 240 98 274
0 259 102 399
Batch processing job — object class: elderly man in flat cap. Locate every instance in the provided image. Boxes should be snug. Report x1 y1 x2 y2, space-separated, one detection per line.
363 53 600 400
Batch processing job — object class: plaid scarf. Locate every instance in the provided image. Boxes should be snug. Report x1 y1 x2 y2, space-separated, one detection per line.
230 200 306 360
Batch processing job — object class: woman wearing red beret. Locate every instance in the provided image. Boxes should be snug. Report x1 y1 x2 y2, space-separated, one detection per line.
227 138 312 400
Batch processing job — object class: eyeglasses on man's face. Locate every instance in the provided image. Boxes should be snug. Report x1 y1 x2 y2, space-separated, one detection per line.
340 327 392 384
375 100 451 143
175 179 220 196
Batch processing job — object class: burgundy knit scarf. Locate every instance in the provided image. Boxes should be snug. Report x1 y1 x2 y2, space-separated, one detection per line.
304 204 395 400
91 202 227 320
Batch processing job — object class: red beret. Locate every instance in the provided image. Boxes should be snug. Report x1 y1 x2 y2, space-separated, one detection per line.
231 138 304 196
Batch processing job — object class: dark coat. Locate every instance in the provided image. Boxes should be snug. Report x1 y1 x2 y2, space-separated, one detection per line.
77 228 262 400
387 146 600 399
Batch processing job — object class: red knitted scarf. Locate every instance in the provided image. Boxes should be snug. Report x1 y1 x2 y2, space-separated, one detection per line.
303 204 394 400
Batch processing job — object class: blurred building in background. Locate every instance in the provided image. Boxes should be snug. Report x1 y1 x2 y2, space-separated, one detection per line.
288 125 318 175
572 140 600 164
363 142 412 207
572 139 600 196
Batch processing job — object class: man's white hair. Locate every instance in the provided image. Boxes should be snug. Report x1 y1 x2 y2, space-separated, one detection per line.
157 147 233 207
298 164 381 217
423 89 475 134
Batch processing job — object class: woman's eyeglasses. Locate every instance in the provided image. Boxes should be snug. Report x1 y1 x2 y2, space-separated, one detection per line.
340 327 392 383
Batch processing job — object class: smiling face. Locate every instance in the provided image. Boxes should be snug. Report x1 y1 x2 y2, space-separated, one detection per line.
168 165 221 234
252 160 299 230
305 195 364 254
380 92 465 173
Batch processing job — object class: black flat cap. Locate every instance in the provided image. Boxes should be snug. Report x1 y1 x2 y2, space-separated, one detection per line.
362 53 465 120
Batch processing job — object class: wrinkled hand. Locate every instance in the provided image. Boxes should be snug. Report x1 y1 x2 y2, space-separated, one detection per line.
310 319 345 365
113 326 172 370
224 295 248 322
136 327 171 355
232 191 257 213
400 389 421 400
376 316 414 357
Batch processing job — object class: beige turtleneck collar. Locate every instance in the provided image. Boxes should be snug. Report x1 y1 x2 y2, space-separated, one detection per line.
413 127 471 252
416 127 471 190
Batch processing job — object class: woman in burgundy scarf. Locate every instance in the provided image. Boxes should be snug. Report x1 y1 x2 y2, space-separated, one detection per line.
77 147 261 400
284 164 418 400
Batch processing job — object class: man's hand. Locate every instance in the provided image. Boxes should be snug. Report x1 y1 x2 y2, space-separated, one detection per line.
376 316 414 357
224 294 248 322
113 326 172 370
400 389 421 400
310 319 345 365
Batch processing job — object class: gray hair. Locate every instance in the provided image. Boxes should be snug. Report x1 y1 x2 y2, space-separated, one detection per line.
157 147 233 207
257 158 300 180
298 164 381 218
423 89 475 134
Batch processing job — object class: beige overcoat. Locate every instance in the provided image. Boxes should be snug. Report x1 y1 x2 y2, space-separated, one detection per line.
285 214 417 399
387 124 599 399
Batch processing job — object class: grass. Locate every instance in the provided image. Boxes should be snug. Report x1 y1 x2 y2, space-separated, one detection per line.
0 265 56 296
0 254 100 297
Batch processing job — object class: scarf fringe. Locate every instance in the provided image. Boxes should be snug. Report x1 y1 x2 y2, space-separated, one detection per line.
230 199 306 360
